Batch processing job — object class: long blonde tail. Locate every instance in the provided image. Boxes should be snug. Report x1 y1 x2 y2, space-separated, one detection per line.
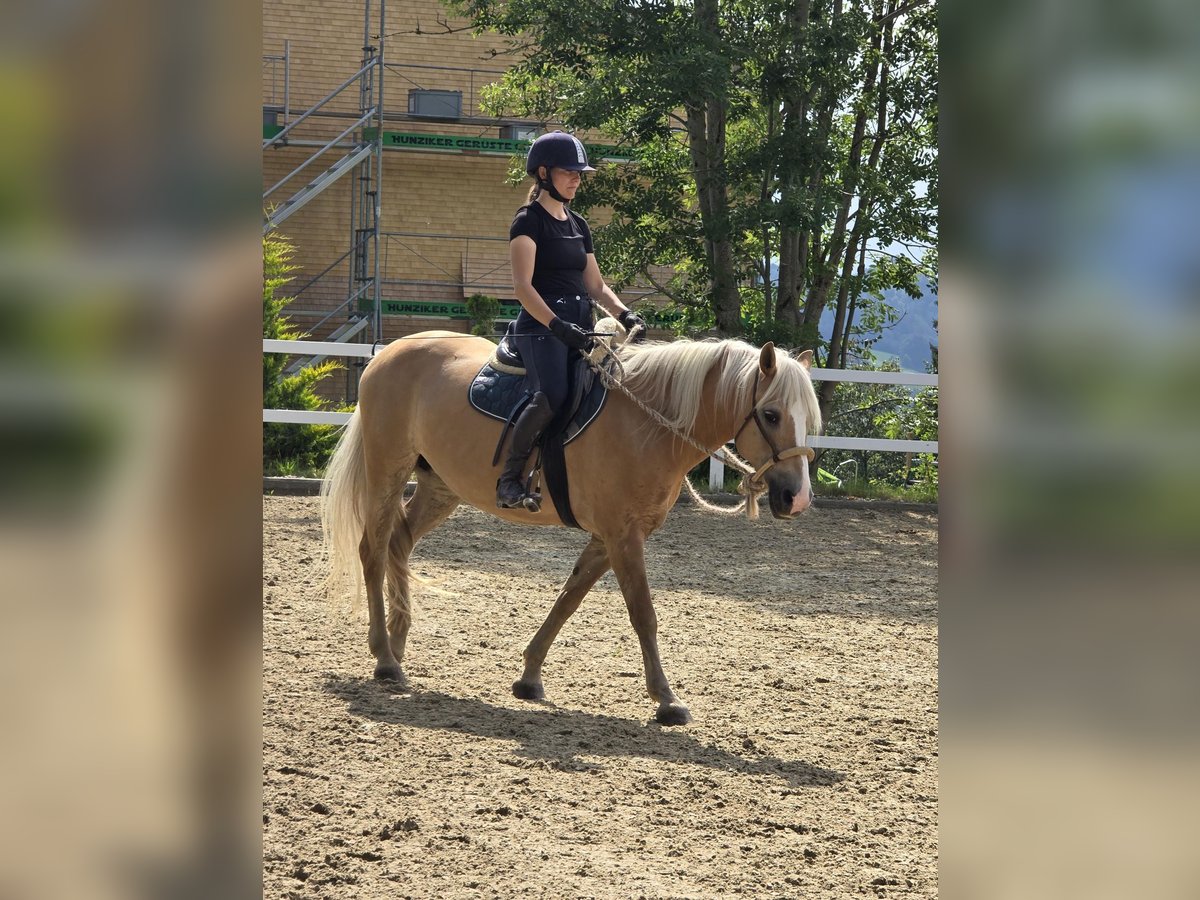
320 409 366 603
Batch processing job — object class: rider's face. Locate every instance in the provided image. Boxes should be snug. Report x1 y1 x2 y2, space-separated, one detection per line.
544 167 582 200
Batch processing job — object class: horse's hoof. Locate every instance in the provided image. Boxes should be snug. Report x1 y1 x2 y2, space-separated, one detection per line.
655 702 692 726
512 679 545 701
373 662 404 682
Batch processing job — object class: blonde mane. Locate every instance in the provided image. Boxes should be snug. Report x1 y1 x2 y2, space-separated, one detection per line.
615 338 822 438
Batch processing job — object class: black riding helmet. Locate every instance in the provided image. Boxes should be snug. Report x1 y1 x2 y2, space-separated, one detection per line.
526 131 595 203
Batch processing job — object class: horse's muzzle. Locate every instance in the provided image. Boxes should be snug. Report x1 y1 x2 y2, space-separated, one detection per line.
768 483 812 519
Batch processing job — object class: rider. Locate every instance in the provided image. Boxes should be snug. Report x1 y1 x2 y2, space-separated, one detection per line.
498 130 647 511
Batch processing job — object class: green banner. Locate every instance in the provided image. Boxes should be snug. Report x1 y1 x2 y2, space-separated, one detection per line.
265 123 631 161
359 298 524 319
361 129 633 162
359 297 682 326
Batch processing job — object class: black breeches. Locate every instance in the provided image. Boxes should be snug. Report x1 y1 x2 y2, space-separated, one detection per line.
513 294 592 413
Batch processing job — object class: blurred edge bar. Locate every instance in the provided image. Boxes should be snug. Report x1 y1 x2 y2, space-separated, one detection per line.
0 0 262 897
942 0 1200 898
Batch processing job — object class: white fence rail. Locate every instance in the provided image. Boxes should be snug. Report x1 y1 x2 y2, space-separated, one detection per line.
263 339 938 489
264 339 376 359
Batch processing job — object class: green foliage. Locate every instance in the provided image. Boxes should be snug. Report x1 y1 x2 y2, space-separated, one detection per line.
878 386 938 487
685 458 936 503
263 231 344 476
817 477 938 504
818 369 938 496
466 292 501 340
738 285 806 348
449 0 936 348
449 0 938 497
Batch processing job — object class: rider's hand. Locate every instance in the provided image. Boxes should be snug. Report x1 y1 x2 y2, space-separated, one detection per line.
549 317 595 353
618 308 647 342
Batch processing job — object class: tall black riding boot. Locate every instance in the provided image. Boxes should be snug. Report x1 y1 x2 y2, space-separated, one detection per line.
496 392 556 511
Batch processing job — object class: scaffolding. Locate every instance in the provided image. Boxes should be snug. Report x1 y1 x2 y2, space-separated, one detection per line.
262 0 544 392
262 1 655 400
263 0 386 396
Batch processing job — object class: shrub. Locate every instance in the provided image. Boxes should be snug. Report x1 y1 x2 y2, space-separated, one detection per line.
263 231 344 475
466 293 501 340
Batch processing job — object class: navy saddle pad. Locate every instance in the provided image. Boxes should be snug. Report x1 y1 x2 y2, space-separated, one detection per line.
468 338 608 444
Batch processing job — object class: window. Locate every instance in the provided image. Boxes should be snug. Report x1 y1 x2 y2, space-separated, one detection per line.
500 125 539 141
408 90 462 119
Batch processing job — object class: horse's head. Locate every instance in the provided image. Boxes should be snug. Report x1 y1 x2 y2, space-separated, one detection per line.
733 343 821 519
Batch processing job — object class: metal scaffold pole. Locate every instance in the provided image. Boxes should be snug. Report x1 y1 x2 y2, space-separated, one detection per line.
373 0 386 346
344 0 381 401
283 39 290 129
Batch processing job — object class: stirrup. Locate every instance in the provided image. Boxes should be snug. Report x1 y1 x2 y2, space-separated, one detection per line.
521 470 543 512
497 478 541 511
497 490 541 512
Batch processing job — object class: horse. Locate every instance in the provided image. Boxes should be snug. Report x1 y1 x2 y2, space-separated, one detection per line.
321 333 821 725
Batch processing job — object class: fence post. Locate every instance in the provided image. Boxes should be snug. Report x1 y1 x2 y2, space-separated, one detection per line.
709 455 725 492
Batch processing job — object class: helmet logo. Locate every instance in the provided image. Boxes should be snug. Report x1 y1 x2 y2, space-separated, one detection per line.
572 136 586 164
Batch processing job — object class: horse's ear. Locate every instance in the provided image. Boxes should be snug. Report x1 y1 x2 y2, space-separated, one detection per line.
793 349 814 370
759 342 777 375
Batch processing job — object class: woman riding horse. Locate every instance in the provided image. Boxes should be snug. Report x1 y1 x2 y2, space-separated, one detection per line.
320 138 821 727
322 334 819 726
499 131 646 511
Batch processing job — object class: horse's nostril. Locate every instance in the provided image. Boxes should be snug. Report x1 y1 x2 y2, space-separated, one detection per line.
782 490 794 507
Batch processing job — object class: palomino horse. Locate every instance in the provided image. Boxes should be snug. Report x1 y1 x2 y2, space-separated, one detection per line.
322 334 821 725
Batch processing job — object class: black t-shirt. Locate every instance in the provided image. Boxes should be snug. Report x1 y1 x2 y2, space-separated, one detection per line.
509 202 594 299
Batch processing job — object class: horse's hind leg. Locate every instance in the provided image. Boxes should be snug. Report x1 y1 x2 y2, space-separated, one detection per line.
385 469 460 664
359 472 409 682
513 535 610 701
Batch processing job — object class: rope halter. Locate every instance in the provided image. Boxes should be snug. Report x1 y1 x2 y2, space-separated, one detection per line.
731 370 815 499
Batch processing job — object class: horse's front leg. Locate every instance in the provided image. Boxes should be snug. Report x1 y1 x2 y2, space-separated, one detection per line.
513 535 610 701
609 532 692 726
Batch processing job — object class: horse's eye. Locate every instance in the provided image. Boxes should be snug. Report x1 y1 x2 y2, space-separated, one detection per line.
764 410 780 426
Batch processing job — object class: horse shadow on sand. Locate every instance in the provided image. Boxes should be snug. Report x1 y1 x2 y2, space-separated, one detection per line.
322 674 844 790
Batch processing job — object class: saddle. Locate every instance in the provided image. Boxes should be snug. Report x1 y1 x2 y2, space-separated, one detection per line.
468 330 611 529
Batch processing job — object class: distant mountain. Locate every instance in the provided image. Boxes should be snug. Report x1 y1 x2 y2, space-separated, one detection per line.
828 278 938 373
767 265 937 372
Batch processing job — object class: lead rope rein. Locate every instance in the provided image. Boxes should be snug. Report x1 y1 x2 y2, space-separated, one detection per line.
580 307 768 520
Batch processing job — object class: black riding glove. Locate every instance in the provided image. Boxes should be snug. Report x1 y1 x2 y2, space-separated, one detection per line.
549 316 594 353
618 308 647 341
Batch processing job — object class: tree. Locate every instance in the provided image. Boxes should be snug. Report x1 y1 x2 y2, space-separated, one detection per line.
453 0 747 330
449 0 936 370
